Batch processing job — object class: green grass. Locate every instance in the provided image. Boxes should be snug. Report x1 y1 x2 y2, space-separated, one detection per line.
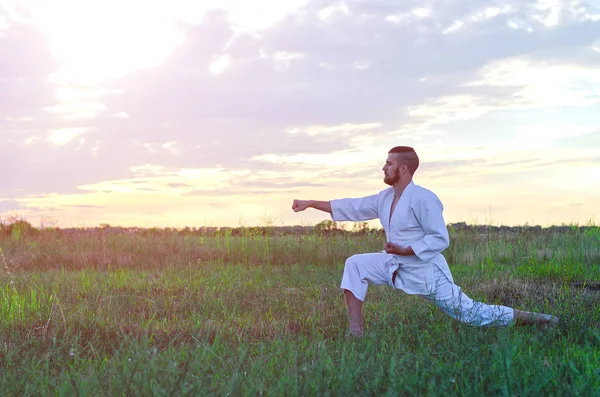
1 225 600 395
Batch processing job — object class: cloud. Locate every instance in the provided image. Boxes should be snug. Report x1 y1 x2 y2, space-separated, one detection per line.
406 56 600 130
46 127 90 145
0 199 23 215
510 123 598 147
0 23 58 119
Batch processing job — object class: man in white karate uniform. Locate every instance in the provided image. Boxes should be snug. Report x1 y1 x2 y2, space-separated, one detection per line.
292 146 558 337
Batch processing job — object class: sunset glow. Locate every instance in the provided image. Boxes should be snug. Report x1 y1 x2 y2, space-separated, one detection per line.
1 0 599 228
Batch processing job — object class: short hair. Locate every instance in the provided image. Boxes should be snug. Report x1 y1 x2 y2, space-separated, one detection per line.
388 146 419 175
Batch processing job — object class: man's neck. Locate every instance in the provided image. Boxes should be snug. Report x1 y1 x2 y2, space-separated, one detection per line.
392 179 412 199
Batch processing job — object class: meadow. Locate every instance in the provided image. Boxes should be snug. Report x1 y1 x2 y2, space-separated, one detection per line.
1 220 599 396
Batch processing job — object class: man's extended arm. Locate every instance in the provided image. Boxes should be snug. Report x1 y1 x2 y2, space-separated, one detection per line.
292 200 332 214
293 194 379 222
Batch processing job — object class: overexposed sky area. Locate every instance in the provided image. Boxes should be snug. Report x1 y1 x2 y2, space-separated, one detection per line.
1 0 599 228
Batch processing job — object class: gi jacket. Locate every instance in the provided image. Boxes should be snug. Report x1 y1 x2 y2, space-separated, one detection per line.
330 181 454 295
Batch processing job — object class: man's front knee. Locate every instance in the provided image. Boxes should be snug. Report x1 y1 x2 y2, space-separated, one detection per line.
344 254 361 269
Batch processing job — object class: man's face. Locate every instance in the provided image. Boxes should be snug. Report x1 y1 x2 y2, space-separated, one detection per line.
382 153 402 186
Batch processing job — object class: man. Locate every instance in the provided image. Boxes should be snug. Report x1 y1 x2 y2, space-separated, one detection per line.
292 146 558 337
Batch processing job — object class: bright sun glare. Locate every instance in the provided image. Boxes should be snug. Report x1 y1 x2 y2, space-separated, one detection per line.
20 0 310 84
9 0 313 87
27 0 184 84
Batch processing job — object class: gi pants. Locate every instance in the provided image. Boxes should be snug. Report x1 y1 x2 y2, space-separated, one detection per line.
340 253 514 327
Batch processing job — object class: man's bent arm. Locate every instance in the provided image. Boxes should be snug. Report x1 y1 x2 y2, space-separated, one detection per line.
410 195 450 262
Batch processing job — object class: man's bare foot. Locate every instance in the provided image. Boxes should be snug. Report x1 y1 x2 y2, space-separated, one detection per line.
514 310 559 326
546 315 559 326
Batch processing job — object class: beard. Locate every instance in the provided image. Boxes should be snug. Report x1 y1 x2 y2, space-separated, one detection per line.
383 169 400 186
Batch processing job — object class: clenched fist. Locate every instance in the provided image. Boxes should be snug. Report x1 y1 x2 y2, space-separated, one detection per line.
292 200 310 212
385 241 414 256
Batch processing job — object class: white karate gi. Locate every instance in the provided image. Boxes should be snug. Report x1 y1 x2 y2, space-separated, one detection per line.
330 181 514 327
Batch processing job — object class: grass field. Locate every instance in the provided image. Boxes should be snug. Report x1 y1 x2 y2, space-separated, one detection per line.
1 222 600 396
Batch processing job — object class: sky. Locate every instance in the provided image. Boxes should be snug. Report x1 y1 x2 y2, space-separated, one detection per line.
1 0 599 229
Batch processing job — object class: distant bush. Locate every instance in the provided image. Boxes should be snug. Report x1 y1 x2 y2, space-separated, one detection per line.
1 218 37 240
